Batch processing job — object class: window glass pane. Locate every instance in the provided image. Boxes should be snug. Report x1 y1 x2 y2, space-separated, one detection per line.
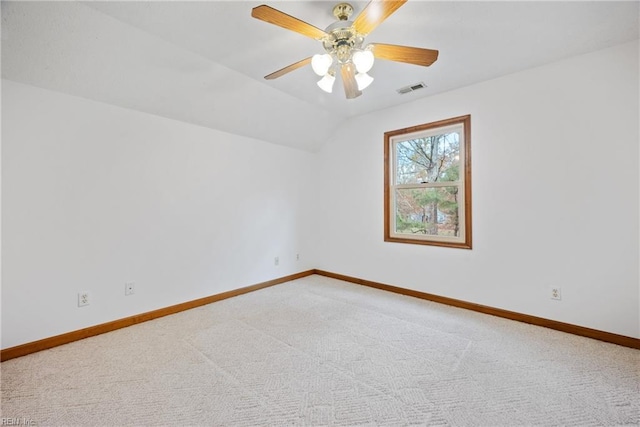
395 187 461 237
395 131 460 185
385 115 471 248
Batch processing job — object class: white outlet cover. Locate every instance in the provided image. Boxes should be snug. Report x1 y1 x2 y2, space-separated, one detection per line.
550 287 562 300
125 282 135 296
78 292 90 307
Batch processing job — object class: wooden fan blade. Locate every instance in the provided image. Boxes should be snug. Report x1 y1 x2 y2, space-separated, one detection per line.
353 0 407 36
264 57 312 80
251 5 327 40
341 63 362 99
370 43 439 67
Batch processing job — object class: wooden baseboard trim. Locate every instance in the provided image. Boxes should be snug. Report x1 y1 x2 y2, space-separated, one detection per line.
1 270 315 362
4 268 637 361
313 269 640 350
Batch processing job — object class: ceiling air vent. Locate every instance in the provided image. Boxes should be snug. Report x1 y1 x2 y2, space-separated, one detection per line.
397 82 427 95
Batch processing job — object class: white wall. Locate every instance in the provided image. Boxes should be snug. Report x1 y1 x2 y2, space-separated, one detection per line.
312 40 640 338
3 40 638 350
1 80 315 349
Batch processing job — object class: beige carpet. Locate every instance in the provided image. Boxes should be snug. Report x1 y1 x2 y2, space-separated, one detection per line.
1 275 638 426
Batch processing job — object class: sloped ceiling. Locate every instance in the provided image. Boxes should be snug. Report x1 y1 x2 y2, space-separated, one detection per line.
2 1 638 151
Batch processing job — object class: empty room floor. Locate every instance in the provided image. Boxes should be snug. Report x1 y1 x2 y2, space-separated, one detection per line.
1 275 638 426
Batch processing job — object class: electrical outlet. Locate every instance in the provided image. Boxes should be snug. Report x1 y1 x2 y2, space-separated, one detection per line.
78 292 90 307
550 286 562 300
296 253 300 261
125 281 135 296
274 256 279 266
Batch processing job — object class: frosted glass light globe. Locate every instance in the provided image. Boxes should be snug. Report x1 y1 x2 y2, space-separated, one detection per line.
317 73 336 93
352 49 374 73
355 72 374 90
311 54 333 76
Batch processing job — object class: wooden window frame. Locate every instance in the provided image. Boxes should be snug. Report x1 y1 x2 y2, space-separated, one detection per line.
384 115 472 249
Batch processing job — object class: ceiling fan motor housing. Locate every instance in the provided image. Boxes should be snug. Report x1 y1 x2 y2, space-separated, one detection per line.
323 20 364 64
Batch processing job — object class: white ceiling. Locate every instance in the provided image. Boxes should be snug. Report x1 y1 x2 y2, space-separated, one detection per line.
2 1 638 151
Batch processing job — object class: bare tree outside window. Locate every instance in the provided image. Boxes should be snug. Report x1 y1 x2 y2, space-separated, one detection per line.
384 115 472 248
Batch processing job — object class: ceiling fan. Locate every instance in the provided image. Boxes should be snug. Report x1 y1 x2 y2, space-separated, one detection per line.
251 0 439 99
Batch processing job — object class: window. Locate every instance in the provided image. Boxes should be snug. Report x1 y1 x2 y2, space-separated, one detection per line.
384 115 472 249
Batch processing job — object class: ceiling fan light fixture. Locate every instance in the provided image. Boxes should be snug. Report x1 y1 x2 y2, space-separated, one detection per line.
311 53 333 76
317 73 336 93
251 2 439 100
352 49 374 73
355 72 374 90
